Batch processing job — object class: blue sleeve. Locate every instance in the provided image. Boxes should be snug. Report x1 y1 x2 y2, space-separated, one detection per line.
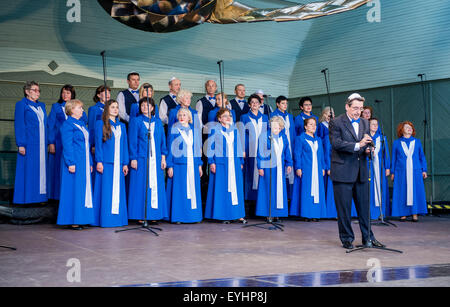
47 104 57 145
94 121 104 163
121 123 129 165
166 131 175 168
417 140 427 172
194 128 203 166
236 129 244 165
391 141 398 175
207 129 216 165
14 100 27 147
128 117 138 161
294 135 303 171
323 137 331 170
318 138 325 171
284 134 293 167
159 120 168 156
61 123 75 167
383 136 391 170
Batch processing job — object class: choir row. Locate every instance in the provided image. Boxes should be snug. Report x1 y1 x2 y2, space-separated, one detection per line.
13 79 428 229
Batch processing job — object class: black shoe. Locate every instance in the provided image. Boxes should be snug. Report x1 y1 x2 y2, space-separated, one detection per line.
71 225 83 230
222 221 230 224
362 239 385 248
342 241 354 249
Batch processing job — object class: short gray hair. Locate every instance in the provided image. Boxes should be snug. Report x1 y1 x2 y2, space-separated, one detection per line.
23 81 39 97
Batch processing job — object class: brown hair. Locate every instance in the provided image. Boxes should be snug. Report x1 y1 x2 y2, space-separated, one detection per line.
102 99 119 142
93 85 111 103
303 116 317 129
397 121 416 138
216 107 231 121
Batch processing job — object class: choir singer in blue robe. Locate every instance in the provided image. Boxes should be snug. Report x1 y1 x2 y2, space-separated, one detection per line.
391 121 427 222
240 94 268 201
47 85 87 200
166 108 203 223
13 81 48 204
368 118 391 220
290 117 327 221
128 98 168 223
255 116 293 219
205 108 247 224
92 100 129 227
57 99 94 230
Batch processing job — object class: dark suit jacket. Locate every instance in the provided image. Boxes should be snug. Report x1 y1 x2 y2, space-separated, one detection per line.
329 114 370 183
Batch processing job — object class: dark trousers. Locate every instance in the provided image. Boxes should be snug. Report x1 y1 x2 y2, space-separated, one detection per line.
333 175 374 244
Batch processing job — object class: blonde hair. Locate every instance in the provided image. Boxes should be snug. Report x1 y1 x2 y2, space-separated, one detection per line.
270 116 285 130
177 89 192 103
319 106 334 122
65 99 84 116
177 107 193 124
139 83 153 98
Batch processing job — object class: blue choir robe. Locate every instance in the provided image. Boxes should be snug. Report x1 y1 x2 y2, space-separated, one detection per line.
271 109 296 199
240 111 269 201
205 124 246 221
92 119 129 227
88 102 105 151
128 115 169 221
294 112 319 136
166 123 203 223
290 133 327 219
321 134 338 219
47 101 87 200
13 97 48 204
391 137 428 217
367 132 391 219
57 116 95 225
256 133 293 217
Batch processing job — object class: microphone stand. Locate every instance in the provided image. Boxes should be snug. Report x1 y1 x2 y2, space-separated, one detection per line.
115 87 162 236
347 144 402 254
321 68 333 117
418 74 434 214
244 111 284 231
371 100 397 227
0 245 16 251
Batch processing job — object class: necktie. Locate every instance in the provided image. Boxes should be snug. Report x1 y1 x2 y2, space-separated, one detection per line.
351 118 360 124
131 90 139 94
208 97 215 101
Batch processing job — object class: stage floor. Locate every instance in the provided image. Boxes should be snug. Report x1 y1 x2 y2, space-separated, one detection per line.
1 215 449 287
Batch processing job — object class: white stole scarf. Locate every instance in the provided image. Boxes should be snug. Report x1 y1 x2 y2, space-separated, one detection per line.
306 139 320 204
62 104 68 120
73 123 93 209
282 114 294 185
178 128 197 209
249 116 263 190
111 125 122 215
221 130 238 205
144 121 158 209
272 136 284 209
28 105 46 195
373 136 382 207
401 140 415 206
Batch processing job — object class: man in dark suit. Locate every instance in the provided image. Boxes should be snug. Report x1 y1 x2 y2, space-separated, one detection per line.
329 93 385 250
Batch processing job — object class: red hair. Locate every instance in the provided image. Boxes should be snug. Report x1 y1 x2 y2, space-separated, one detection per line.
397 121 416 138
